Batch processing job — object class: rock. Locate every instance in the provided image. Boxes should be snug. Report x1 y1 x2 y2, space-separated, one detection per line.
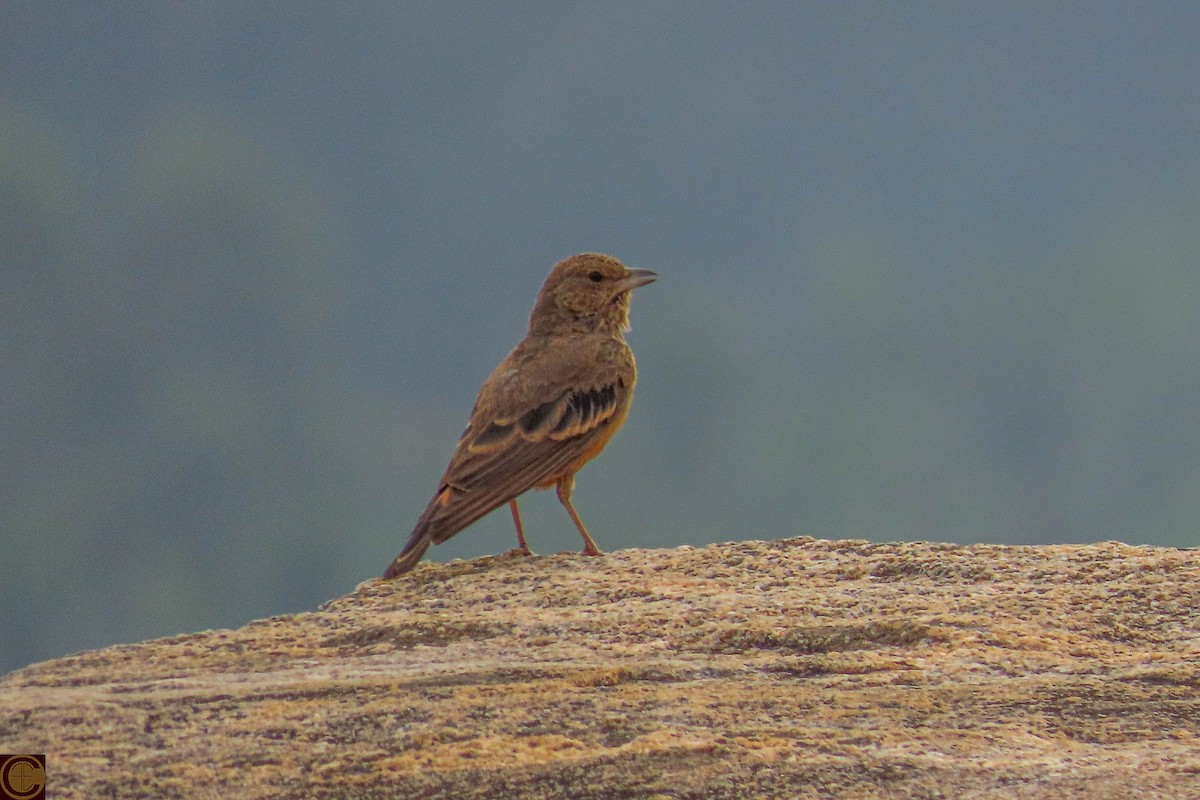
2 538 1199 799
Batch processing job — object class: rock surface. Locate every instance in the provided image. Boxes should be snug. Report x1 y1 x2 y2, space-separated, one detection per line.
3 537 1199 799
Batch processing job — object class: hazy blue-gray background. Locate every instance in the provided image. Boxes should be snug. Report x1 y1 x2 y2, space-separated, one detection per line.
4 3 1199 673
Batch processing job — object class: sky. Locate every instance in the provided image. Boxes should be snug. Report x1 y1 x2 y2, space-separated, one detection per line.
4 2 1200 673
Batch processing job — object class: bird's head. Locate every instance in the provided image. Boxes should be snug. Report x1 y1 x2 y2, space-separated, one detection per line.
529 253 657 336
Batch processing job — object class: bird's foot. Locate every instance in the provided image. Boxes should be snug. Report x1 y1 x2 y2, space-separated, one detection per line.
503 546 534 558
579 544 604 556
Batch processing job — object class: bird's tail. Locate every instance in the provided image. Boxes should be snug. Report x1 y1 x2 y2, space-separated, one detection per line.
383 481 502 578
383 493 447 578
383 526 432 578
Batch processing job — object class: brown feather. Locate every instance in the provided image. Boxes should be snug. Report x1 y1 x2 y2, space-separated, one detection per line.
384 253 654 578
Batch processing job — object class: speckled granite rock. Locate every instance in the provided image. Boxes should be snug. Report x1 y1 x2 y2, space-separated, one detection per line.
3 538 1199 799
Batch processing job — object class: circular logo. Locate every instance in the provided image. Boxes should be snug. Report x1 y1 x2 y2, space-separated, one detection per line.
1 756 45 799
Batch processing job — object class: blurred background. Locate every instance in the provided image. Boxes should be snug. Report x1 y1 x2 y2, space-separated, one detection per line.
4 3 1199 673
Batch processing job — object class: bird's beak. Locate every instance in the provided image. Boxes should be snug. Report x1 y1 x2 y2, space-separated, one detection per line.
616 269 657 293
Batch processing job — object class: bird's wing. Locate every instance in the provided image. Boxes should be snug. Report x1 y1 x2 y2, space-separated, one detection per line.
422 337 634 545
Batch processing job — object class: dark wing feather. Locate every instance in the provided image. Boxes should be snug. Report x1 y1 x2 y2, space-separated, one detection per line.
422 379 626 545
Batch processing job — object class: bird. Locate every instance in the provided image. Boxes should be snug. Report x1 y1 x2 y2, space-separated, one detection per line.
383 252 656 578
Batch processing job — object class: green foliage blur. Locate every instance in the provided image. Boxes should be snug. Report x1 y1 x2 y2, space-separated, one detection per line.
3 4 1199 672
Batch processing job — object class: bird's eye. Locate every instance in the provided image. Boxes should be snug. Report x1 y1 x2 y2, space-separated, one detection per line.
588 271 603 282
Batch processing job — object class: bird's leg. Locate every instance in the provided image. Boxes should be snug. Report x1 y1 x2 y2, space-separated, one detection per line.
556 477 603 556
509 498 532 556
